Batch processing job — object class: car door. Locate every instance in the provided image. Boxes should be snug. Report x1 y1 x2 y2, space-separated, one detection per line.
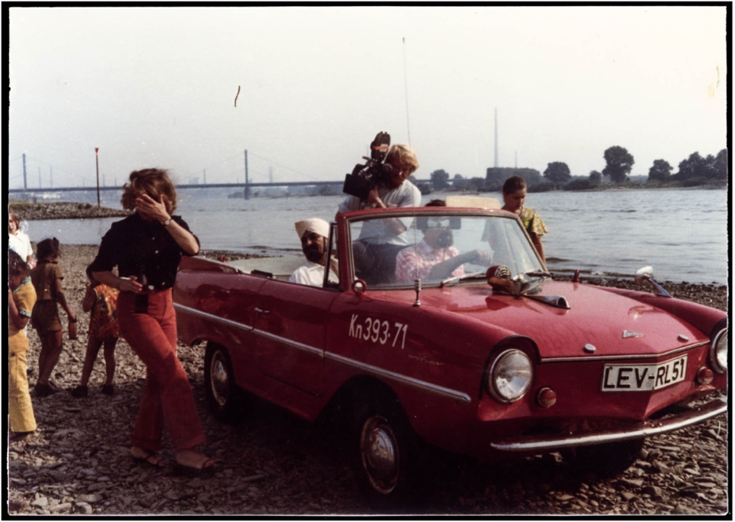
185 271 269 384
252 279 340 397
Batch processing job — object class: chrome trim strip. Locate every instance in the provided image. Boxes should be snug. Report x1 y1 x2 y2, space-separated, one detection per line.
174 303 253 332
251 329 324 358
174 303 471 404
491 398 727 452
540 341 709 363
345 208 512 223
191 256 243 273
325 352 472 404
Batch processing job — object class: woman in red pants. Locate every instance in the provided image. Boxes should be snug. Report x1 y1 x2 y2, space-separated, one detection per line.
89 168 215 472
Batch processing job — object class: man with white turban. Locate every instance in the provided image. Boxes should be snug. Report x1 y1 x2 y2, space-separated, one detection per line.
289 218 339 287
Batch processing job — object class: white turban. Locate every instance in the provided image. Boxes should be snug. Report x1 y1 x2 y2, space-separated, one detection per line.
294 218 330 240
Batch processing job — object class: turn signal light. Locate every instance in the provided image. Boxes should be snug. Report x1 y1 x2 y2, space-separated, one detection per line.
696 366 714 385
536 387 557 408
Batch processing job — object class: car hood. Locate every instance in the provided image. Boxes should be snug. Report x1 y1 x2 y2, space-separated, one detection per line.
410 281 709 359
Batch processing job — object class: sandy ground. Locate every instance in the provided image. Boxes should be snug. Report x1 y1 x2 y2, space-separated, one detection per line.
6 243 728 515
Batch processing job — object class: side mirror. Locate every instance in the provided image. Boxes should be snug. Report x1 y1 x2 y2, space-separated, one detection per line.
352 279 367 295
634 266 671 298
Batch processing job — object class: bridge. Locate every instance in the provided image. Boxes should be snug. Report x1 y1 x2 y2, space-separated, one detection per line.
8 180 345 198
9 150 349 200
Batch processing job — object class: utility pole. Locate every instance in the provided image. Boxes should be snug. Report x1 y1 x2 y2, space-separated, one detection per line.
494 108 499 168
243 150 250 200
95 148 101 207
22 154 27 199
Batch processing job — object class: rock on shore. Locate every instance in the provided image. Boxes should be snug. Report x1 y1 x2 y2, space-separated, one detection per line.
7 244 728 515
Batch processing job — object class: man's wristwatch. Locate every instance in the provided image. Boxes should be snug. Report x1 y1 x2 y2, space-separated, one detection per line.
162 218 172 227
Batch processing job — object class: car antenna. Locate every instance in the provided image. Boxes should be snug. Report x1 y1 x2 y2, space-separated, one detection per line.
402 37 412 147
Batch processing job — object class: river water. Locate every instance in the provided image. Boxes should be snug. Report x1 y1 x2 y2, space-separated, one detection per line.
24 188 728 285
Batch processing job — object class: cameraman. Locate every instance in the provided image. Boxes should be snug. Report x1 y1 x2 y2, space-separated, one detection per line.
336 143 422 285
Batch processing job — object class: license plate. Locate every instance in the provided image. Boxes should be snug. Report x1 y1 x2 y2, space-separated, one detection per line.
601 355 687 392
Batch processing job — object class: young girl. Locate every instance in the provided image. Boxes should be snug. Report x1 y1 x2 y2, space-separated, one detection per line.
9 249 37 442
501 176 549 264
71 265 120 397
30 238 77 397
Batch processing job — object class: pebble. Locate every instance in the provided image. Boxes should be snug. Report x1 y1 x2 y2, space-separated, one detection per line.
619 478 644 488
643 486 663 500
674 503 701 515
49 502 73 513
652 461 670 474
77 494 103 504
158 491 175 501
75 502 93 514
31 497 48 509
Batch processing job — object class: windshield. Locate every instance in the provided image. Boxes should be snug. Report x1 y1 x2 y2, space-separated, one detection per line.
348 212 544 288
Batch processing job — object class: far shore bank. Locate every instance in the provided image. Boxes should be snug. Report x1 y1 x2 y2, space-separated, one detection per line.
9 200 128 221
10 182 727 221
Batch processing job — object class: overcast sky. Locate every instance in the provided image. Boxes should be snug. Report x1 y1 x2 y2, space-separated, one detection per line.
8 6 727 189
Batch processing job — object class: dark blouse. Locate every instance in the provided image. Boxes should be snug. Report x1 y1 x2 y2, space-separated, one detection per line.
89 213 199 291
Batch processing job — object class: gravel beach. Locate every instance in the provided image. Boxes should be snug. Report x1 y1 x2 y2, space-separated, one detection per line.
7 243 729 515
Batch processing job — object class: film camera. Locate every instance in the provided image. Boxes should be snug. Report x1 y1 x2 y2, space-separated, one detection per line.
342 132 393 200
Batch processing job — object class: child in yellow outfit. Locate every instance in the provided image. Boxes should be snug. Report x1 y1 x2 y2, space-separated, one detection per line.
8 249 38 442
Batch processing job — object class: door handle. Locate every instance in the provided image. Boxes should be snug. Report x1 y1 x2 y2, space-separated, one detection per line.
254 307 270 314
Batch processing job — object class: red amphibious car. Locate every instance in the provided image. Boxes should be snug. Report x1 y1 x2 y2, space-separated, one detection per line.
173 204 727 505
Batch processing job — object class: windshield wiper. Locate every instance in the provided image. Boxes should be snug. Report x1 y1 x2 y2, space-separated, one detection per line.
525 270 553 279
440 271 487 288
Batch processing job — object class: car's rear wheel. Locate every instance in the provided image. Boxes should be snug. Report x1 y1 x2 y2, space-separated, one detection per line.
204 343 242 423
350 397 429 508
563 438 644 477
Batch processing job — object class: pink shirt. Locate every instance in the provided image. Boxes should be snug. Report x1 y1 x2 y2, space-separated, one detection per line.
395 240 465 283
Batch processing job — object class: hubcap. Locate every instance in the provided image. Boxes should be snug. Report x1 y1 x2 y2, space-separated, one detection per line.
360 414 399 494
210 351 230 407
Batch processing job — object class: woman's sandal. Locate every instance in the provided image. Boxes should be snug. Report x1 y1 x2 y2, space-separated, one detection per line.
131 447 167 468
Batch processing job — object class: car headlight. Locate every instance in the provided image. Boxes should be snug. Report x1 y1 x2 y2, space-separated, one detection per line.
487 349 533 403
710 328 728 374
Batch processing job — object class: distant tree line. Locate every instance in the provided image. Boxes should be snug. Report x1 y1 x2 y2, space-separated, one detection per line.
426 145 727 194
648 149 727 187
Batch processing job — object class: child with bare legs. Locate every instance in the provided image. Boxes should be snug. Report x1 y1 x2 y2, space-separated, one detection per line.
30 238 77 397
71 265 120 397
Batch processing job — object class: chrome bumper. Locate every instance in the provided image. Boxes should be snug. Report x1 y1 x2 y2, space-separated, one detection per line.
491 398 727 453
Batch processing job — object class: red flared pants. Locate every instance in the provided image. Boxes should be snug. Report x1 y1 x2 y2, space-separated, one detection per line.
117 289 205 452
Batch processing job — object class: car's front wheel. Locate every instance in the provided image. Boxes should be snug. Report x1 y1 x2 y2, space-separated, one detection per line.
350 397 429 508
204 343 242 423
